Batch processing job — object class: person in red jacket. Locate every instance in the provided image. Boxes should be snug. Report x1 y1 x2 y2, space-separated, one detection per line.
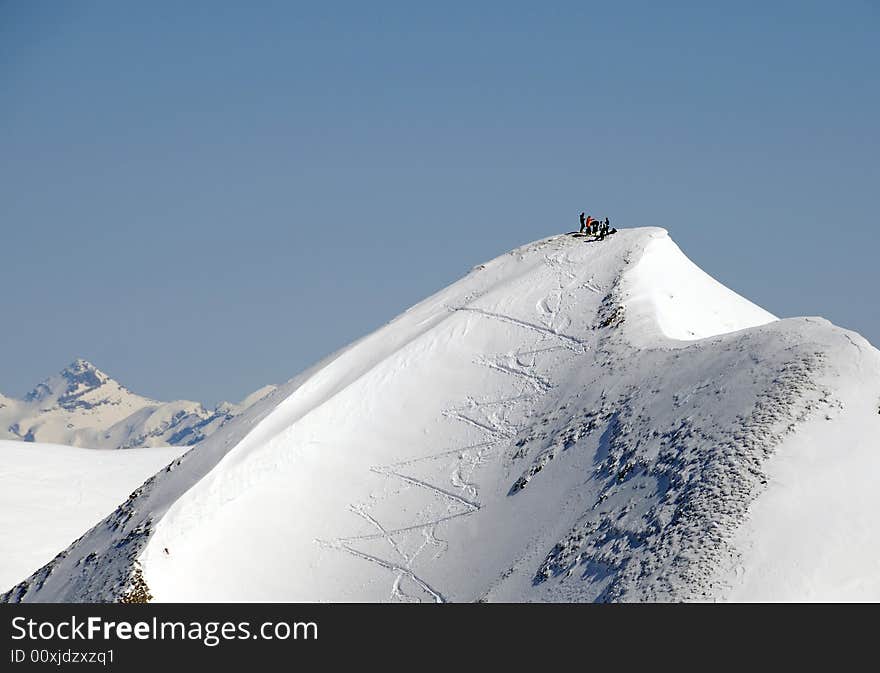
581 214 593 234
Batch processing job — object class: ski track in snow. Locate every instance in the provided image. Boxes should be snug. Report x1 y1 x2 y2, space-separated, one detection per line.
323 247 588 601
453 307 588 353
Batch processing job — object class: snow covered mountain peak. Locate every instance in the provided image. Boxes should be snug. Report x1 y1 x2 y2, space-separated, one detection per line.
1 359 275 450
24 358 136 410
5 227 879 603
60 357 106 380
57 357 111 392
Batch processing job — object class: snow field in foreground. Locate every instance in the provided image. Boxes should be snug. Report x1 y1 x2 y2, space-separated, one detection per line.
0 440 186 589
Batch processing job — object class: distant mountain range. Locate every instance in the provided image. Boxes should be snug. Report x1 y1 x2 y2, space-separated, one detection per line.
0 359 276 450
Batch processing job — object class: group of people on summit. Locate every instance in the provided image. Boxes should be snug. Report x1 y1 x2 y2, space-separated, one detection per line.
578 212 612 239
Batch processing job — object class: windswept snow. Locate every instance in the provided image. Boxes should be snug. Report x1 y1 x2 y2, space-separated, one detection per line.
623 234 776 343
0 440 186 590
4 227 879 603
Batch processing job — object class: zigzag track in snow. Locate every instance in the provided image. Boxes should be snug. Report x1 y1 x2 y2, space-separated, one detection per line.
453 307 589 352
322 244 593 601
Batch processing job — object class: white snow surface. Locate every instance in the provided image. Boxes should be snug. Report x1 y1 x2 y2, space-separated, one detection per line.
0 440 186 590
4 227 879 602
623 234 776 343
720 328 880 601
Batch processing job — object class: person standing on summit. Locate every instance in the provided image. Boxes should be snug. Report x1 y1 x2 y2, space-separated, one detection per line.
579 212 586 233
582 214 593 234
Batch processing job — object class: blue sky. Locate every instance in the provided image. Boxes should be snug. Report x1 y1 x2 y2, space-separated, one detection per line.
1 1 877 405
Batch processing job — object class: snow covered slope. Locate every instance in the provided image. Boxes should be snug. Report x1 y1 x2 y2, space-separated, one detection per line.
0 440 186 591
4 227 879 602
719 333 880 601
0 359 276 450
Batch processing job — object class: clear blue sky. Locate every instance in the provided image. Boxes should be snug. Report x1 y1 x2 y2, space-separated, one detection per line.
2 1 877 406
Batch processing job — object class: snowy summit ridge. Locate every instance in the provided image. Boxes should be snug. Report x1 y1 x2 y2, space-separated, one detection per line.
4 227 879 603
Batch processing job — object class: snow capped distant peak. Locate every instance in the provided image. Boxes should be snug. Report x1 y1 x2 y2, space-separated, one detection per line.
61 357 105 380
2 359 273 450
24 358 119 407
65 357 99 374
